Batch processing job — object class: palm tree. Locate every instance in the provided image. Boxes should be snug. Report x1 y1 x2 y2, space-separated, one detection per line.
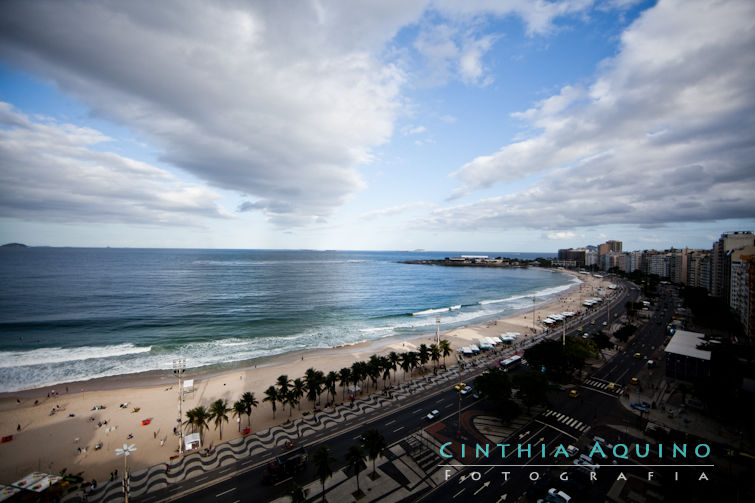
241 391 258 429
291 378 306 410
324 371 338 405
286 482 308 503
277 374 292 398
305 368 323 412
361 428 387 479
338 367 351 401
399 352 411 382
263 385 279 420
418 344 430 371
430 343 441 371
311 445 335 503
345 444 366 495
367 355 381 389
232 400 246 432
380 358 392 389
388 351 400 383
284 388 299 417
350 361 364 394
184 405 210 446
183 407 196 433
401 351 418 380
209 399 230 441
439 339 452 369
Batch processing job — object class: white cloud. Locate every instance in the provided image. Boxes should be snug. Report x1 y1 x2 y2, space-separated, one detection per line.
546 231 577 240
402 125 427 135
359 201 436 221
0 0 643 230
0 102 226 225
440 0 755 230
0 0 414 227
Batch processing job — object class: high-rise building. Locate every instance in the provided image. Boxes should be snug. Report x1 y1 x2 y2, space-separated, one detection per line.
687 250 712 290
598 240 622 258
557 248 587 268
670 249 688 285
711 231 755 302
730 247 755 339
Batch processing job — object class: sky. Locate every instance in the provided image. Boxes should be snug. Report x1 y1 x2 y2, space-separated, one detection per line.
0 0 753 253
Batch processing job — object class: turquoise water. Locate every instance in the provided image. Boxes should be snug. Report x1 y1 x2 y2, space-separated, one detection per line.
0 248 574 391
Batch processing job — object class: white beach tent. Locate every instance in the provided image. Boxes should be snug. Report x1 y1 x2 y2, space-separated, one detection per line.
184 432 201 451
183 379 195 396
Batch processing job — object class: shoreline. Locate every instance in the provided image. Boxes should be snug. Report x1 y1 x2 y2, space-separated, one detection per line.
0 269 582 398
0 270 610 484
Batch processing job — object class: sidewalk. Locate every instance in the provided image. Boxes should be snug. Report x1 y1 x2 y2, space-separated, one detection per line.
616 339 750 451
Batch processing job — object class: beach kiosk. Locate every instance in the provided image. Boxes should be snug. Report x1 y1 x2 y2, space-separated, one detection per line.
184 432 201 451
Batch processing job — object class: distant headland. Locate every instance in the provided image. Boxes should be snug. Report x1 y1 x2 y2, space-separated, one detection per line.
1 243 28 248
401 254 547 268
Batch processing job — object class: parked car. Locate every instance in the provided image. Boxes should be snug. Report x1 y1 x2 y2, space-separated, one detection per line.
548 488 572 503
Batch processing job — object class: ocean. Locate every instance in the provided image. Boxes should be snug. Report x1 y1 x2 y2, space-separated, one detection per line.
0 248 575 392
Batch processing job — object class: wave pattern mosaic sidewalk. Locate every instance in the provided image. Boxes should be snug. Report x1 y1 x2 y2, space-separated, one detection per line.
67 367 464 502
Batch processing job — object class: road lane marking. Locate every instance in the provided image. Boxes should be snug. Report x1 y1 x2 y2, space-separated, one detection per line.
216 487 236 497
393 426 405 432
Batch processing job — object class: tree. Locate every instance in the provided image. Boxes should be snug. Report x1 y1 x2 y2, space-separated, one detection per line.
367 355 382 390
473 368 512 402
241 391 258 429
387 352 400 383
311 445 335 503
209 399 230 441
439 339 452 368
263 385 279 419
305 367 324 411
324 371 338 405
232 400 246 432
277 374 292 398
418 344 430 371
286 482 308 503
345 444 366 496
512 371 549 412
284 388 299 417
184 405 210 446
399 351 419 381
361 429 386 479
338 367 352 401
291 378 306 411
430 344 440 371
351 361 367 393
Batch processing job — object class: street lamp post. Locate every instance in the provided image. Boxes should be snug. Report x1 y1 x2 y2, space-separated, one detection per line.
453 382 465 439
173 359 185 455
115 443 136 503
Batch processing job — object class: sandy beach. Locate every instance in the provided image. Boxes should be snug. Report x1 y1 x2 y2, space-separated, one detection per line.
0 270 610 484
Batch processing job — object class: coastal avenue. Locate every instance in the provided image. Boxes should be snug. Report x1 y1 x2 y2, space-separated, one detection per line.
141 278 636 503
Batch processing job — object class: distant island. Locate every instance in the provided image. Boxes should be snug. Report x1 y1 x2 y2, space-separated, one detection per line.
1 243 28 248
401 254 546 268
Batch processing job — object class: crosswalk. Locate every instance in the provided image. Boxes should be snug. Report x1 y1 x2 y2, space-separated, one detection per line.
582 378 623 395
541 410 590 433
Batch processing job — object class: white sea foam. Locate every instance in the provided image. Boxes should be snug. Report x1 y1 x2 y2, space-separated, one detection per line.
0 343 152 368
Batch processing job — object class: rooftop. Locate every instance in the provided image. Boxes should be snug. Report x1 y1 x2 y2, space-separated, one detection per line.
664 329 711 360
